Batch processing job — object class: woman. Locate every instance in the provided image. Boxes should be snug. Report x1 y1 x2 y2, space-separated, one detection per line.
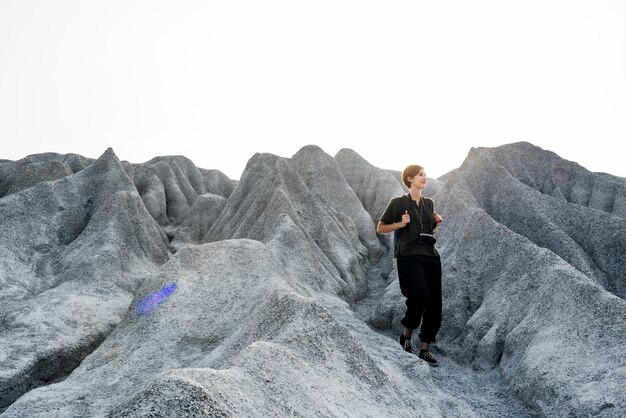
376 164 443 367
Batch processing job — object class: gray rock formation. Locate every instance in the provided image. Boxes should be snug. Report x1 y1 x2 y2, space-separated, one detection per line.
2 146 508 418
125 156 234 250
335 149 406 225
2 240 459 417
476 141 626 216
204 145 382 303
1 142 624 417
0 149 170 411
0 152 235 251
342 143 626 416
0 153 93 198
424 143 625 416
199 168 237 199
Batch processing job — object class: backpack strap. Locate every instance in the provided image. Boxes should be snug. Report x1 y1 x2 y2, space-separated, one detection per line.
401 193 422 232
401 193 411 216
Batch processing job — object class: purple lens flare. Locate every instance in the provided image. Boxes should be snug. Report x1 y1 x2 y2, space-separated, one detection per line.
136 283 177 316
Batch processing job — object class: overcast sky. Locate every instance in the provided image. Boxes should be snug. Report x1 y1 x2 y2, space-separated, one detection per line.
1 0 625 179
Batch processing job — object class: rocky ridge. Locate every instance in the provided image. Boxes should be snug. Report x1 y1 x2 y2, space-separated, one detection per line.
1 142 624 417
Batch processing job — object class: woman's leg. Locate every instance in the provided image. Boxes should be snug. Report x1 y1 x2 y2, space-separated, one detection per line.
418 256 443 346
397 256 430 332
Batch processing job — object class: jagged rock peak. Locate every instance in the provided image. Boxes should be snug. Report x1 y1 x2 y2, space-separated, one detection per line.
335 148 372 167
459 141 626 217
91 147 124 170
205 144 382 303
464 141 561 170
0 145 171 411
294 144 326 154
334 148 405 224
331 148 446 196
336 147 362 157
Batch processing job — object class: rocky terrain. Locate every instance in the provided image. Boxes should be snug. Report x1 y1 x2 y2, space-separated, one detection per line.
0 141 624 417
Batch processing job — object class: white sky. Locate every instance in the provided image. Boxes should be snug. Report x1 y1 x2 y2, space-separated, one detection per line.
1 0 625 180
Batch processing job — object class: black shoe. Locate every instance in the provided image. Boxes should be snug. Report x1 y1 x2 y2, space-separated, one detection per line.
399 334 412 353
418 350 439 367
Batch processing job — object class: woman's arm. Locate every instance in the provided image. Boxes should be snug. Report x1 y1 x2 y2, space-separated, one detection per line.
376 210 410 234
429 198 443 229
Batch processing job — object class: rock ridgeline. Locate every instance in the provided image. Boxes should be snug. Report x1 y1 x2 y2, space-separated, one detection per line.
1 142 624 417
203 145 383 303
433 142 626 416
466 142 626 216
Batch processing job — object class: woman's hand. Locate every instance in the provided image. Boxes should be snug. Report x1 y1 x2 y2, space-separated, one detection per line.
433 212 443 228
401 210 411 226
375 211 411 234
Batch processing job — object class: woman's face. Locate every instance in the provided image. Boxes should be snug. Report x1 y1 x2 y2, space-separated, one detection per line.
408 169 427 189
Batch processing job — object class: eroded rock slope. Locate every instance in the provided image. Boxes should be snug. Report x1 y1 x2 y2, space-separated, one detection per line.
1 142 624 417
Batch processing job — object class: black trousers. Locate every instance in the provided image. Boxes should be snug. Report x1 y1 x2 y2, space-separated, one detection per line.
397 254 442 344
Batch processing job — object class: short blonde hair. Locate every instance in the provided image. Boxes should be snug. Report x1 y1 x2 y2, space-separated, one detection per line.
401 164 424 188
